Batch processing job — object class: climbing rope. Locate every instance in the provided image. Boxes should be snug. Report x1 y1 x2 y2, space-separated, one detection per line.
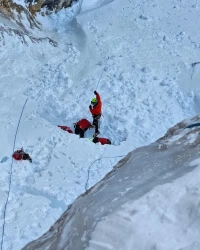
95 56 110 91
85 154 126 191
0 98 28 250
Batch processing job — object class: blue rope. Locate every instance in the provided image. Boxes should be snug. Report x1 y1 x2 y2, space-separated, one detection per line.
95 57 110 91
0 98 28 250
85 155 126 191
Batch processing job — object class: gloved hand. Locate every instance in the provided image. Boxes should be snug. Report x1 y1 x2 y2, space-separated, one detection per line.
89 105 92 109
94 90 97 95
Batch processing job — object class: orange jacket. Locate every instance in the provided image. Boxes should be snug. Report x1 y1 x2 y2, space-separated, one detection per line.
89 92 102 115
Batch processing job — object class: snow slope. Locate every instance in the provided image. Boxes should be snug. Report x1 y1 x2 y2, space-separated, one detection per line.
23 115 200 250
0 0 200 249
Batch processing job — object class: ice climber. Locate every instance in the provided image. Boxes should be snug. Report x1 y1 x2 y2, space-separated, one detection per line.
90 137 111 145
74 119 93 138
12 148 32 163
89 91 102 137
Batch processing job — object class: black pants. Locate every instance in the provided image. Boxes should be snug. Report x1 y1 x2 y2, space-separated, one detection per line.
79 128 85 138
107 139 111 145
93 114 101 133
75 125 85 138
23 153 32 163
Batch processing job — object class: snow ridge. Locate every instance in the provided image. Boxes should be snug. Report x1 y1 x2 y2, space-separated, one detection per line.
22 115 200 250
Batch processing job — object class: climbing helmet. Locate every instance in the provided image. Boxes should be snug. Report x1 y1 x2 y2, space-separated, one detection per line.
91 98 97 105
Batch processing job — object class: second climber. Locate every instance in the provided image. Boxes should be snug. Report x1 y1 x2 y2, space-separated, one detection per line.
89 90 102 137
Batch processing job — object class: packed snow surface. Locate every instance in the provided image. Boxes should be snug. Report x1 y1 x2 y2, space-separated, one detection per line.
23 115 200 250
0 0 200 249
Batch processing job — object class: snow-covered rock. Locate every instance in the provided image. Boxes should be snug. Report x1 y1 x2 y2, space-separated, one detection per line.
0 0 82 44
22 115 200 250
3 0 80 15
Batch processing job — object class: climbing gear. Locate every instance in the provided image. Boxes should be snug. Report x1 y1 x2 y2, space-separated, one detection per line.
58 125 73 133
85 154 126 191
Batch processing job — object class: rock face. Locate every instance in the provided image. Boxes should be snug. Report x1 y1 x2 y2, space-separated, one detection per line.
0 0 76 16
25 0 75 14
22 115 200 250
0 0 41 40
0 0 80 44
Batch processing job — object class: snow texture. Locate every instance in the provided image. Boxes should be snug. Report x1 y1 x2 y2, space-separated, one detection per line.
0 0 200 249
23 115 200 250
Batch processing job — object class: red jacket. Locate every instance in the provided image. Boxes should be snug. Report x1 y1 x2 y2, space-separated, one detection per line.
77 119 91 130
89 92 102 115
58 125 73 133
97 138 111 145
12 150 23 160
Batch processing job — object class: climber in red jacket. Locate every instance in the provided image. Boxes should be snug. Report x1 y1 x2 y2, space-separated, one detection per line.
89 91 102 137
74 119 94 138
12 148 32 163
92 137 111 145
